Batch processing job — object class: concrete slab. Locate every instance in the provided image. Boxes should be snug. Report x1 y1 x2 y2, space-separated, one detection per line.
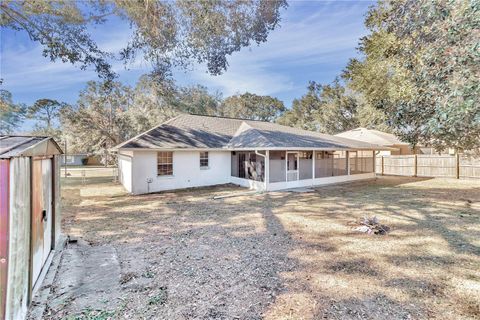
27 236 67 320
36 239 122 318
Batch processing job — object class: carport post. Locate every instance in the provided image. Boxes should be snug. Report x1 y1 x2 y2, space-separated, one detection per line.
346 151 351 175
312 150 315 185
265 150 270 191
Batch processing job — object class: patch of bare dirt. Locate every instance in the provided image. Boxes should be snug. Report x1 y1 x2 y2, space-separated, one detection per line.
43 176 480 319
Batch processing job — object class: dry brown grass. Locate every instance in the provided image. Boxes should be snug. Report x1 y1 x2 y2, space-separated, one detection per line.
58 175 480 320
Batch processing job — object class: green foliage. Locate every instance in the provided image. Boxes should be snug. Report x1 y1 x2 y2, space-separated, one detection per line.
0 89 26 134
61 76 224 157
220 92 286 121
126 74 179 134
314 80 359 134
148 287 168 306
1 0 287 79
174 85 221 116
28 98 67 129
345 0 480 151
277 80 389 134
69 307 116 320
61 81 134 156
277 82 321 131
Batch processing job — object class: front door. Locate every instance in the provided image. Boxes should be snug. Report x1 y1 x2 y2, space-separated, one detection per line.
286 152 299 181
31 158 53 287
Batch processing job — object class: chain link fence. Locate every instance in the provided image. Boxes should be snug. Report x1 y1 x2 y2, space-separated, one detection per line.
61 166 119 186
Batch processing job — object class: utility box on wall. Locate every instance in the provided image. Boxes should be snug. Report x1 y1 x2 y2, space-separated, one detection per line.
0 136 63 320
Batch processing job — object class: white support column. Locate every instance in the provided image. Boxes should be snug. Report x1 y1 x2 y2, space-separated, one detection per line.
265 150 270 191
285 150 288 182
312 150 315 186
347 151 351 175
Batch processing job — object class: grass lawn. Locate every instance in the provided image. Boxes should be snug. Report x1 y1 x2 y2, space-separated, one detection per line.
53 175 480 319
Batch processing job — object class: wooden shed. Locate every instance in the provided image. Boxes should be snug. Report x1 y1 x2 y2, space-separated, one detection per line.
0 136 62 320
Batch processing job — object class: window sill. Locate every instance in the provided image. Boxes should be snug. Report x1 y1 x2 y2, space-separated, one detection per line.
200 166 210 170
157 175 174 179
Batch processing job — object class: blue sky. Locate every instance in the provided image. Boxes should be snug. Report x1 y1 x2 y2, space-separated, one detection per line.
1 0 373 129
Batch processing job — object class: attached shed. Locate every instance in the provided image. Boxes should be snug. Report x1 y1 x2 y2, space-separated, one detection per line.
0 136 63 320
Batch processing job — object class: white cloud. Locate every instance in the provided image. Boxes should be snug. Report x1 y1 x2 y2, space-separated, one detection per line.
183 1 371 98
1 1 372 101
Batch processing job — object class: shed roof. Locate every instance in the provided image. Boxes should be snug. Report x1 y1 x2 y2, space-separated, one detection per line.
115 114 386 151
0 136 63 158
335 128 409 147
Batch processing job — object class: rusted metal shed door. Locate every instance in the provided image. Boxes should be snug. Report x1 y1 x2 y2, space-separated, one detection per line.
0 160 9 320
31 159 53 287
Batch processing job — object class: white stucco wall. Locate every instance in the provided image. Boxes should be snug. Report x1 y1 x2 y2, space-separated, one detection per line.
130 150 231 194
230 176 266 191
118 152 133 193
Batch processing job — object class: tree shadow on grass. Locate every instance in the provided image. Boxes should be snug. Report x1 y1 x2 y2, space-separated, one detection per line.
57 176 480 319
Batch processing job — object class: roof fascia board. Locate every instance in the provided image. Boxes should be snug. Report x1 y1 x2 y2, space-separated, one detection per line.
117 146 394 152
115 147 227 152
226 147 393 151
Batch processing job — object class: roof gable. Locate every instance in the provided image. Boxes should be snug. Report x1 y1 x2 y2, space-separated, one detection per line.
0 136 63 158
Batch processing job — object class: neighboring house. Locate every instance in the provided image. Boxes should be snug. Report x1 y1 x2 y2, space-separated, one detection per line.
114 114 387 194
335 128 416 155
0 136 63 320
61 153 101 166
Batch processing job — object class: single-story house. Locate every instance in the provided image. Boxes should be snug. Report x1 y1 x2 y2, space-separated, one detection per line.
335 128 417 155
114 114 388 194
60 153 101 166
0 136 62 320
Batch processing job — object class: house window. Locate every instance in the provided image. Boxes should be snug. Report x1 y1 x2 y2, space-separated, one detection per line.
157 152 173 176
299 151 312 159
65 155 75 164
200 151 209 168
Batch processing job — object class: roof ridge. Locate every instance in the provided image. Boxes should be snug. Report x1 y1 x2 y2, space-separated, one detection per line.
186 113 266 122
227 121 274 148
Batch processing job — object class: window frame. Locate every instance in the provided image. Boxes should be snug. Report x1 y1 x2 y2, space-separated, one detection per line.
200 151 209 169
157 151 173 176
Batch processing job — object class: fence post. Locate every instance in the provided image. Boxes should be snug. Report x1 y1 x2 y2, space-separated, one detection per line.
381 156 384 176
456 153 460 179
414 154 418 177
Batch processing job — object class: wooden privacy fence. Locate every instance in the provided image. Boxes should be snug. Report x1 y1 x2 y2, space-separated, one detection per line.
376 154 480 179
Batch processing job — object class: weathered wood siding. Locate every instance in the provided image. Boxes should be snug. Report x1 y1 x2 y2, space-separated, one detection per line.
5 157 31 320
0 160 9 320
53 155 62 248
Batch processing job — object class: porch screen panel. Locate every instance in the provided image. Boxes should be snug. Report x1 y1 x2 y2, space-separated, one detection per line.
269 151 286 182
333 151 347 176
359 150 374 173
231 152 238 177
315 151 334 178
232 151 265 181
299 151 313 180
350 151 374 174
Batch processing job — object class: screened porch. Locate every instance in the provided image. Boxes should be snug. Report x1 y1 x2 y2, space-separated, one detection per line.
230 150 376 191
